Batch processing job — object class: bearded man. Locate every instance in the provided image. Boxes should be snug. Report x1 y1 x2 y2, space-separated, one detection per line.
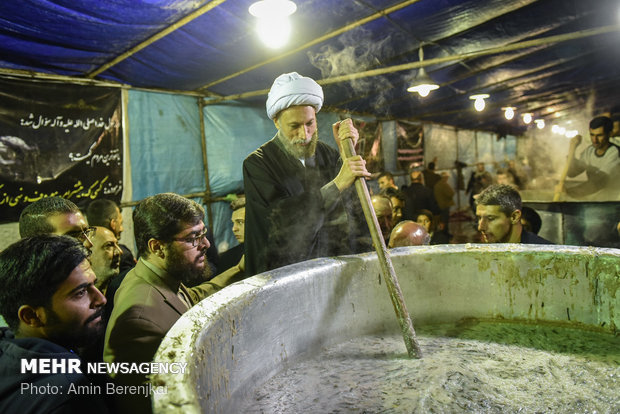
0 235 109 413
103 192 239 413
243 72 371 275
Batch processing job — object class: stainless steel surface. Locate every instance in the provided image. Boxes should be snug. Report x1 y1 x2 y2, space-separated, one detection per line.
152 244 620 413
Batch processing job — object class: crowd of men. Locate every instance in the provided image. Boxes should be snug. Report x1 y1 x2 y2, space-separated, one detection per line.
1 71 616 413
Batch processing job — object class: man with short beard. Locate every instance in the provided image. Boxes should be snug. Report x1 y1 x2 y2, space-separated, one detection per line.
103 193 239 413
0 235 109 413
243 72 371 275
89 226 123 296
79 226 123 366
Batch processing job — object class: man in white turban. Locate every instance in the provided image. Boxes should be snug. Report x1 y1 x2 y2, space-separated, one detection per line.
243 72 371 275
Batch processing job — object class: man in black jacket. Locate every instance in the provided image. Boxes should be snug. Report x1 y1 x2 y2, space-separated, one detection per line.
475 184 553 244
0 235 109 413
402 165 439 221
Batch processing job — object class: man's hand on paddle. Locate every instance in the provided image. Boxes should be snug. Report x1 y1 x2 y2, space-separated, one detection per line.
332 118 372 191
554 134 582 199
569 134 582 150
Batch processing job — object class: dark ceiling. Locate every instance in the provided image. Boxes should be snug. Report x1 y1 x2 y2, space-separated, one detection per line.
2 0 620 135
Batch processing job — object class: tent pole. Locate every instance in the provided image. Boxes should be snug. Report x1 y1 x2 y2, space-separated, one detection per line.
198 98 214 231
455 128 461 211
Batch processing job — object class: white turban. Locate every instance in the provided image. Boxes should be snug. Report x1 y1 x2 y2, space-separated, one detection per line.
266 72 324 120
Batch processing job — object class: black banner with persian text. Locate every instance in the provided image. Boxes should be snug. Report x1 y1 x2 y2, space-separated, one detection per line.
0 77 122 223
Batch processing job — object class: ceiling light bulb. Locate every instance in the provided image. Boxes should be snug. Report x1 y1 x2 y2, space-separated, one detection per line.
407 83 439 97
407 65 439 97
249 1 297 48
249 0 297 17
522 113 533 124
417 86 431 97
558 126 566 135
502 107 515 120
474 97 485 111
256 18 291 48
552 125 560 134
469 94 489 112
534 119 545 129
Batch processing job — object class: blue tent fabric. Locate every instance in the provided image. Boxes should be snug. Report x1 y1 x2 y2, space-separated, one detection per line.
128 90 205 199
203 103 274 249
203 103 273 196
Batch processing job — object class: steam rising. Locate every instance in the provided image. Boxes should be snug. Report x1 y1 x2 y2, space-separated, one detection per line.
307 28 399 113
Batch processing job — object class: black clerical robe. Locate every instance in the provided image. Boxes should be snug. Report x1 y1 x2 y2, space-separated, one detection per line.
243 136 364 276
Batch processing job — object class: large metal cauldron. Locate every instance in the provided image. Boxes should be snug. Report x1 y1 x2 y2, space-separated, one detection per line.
152 244 619 413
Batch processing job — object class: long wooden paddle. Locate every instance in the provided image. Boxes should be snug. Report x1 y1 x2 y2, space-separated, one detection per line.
553 135 581 202
337 123 422 359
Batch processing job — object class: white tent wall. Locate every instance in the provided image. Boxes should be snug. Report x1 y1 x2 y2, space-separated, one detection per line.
425 125 460 206
422 124 518 212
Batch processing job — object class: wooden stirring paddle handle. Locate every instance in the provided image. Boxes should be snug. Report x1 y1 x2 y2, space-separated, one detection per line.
339 134 422 359
553 135 580 202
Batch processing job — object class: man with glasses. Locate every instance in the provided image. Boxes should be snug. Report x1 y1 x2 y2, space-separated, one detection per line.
19 196 94 251
103 192 239 413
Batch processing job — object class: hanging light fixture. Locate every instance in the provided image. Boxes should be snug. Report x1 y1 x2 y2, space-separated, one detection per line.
502 107 516 120
470 94 489 111
407 46 439 97
522 113 533 124
534 119 545 129
249 0 297 49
